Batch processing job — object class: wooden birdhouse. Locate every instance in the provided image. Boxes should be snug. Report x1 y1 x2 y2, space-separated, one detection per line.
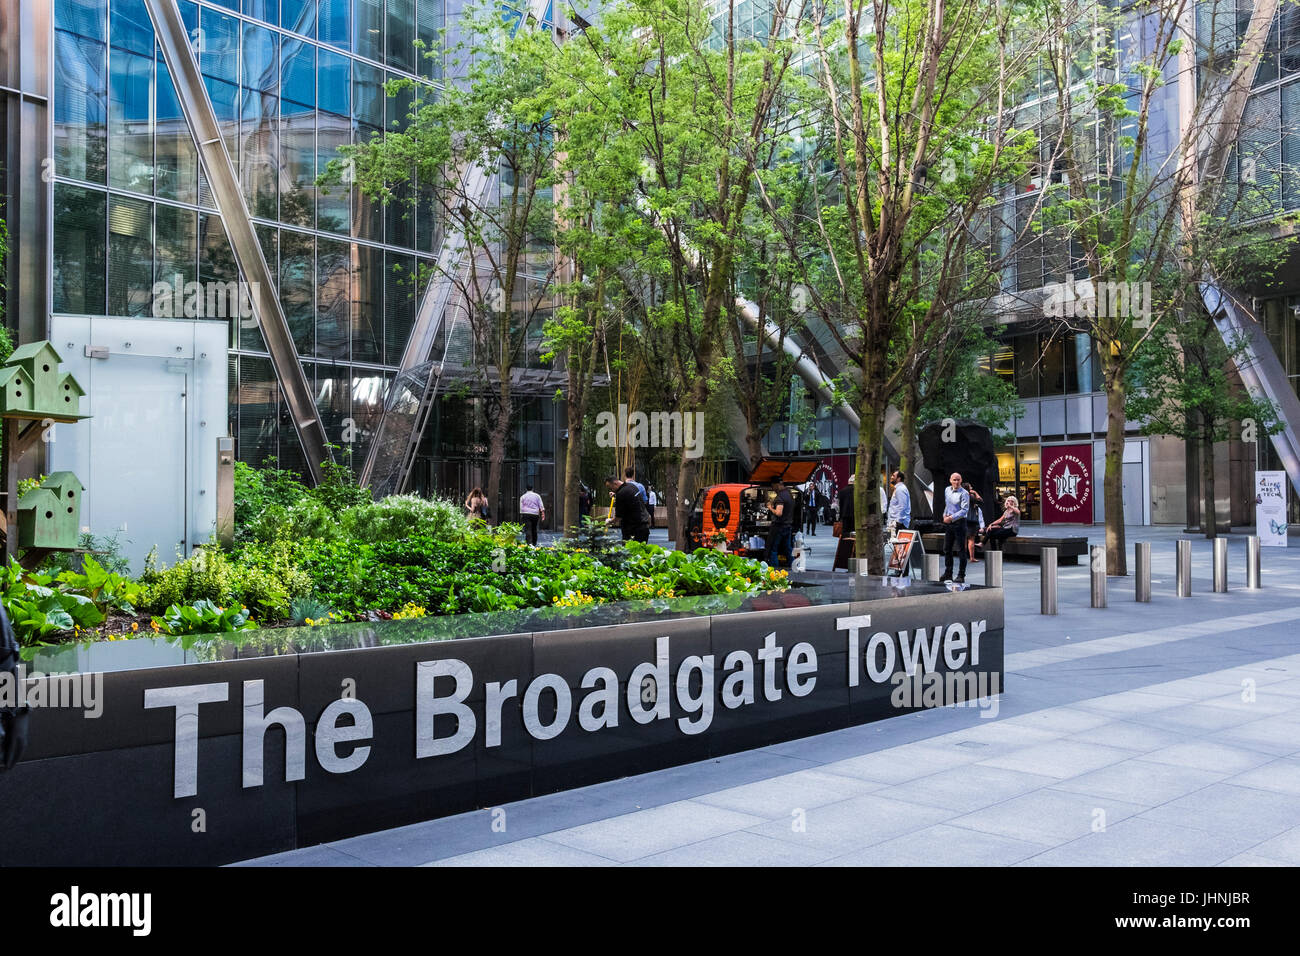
5 341 66 412
16 472 84 550
56 372 86 415
0 365 35 415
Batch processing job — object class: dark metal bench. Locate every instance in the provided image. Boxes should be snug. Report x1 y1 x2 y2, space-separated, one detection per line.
921 533 1088 565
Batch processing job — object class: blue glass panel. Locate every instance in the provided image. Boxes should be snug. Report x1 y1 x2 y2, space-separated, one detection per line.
354 0 384 62
243 21 279 93
320 0 350 51
319 48 350 115
109 0 153 55
199 9 240 84
155 61 197 203
352 60 384 127
244 0 276 26
281 0 318 38
53 31 108 185
108 47 155 194
282 38 316 109
54 0 106 41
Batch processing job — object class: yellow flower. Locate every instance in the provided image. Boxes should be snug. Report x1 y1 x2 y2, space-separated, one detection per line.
131 622 139 632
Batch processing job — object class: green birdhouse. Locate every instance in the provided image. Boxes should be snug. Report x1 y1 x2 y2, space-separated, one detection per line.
0 365 35 415
1 341 85 418
17 472 84 550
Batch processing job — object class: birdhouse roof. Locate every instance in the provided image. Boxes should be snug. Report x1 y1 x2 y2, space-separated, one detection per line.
17 487 57 509
57 372 86 395
0 366 28 386
6 341 63 368
41 472 85 493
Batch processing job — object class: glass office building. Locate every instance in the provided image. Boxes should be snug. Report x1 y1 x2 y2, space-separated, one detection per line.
0 0 558 537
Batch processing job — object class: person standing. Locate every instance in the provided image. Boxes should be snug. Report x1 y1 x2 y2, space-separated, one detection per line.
766 479 795 568
605 475 650 542
887 470 911 533
624 466 646 503
964 482 984 563
646 485 658 528
940 472 970 583
519 484 545 546
464 487 490 522
578 483 593 521
839 476 855 536
804 483 819 536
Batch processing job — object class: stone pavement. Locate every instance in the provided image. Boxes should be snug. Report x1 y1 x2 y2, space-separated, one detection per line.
236 526 1300 866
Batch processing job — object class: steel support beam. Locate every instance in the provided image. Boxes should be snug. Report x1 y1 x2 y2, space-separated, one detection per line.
143 0 330 484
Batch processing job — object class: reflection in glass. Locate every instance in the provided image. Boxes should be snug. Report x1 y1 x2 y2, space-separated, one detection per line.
241 90 279 220
155 59 197 204
280 229 316 356
53 183 107 315
353 244 383 363
109 46 155 194
317 237 351 360
237 354 279 466
385 252 417 365
108 194 153 316
54 30 108 185
155 203 197 300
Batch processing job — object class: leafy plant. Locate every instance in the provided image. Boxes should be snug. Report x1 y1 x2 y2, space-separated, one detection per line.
152 599 256 636
289 594 336 626
339 494 470 544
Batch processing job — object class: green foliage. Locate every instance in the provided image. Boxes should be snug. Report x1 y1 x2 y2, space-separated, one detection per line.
39 529 133 576
289 595 337 626
138 545 311 621
339 494 470 544
0 557 112 644
152 599 256 636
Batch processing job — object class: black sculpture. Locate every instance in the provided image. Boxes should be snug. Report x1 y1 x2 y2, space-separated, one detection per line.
918 419 1000 529
0 604 29 770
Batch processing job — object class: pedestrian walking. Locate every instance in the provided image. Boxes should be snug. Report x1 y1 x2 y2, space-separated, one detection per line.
519 484 545 546
804 483 819 536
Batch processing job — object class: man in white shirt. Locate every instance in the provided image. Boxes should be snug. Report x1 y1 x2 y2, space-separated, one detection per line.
940 472 970 583
519 484 545 546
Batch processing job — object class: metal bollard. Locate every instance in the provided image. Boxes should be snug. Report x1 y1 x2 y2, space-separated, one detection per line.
1176 539 1192 597
984 550 1003 588
1134 541 1151 603
1090 545 1107 608
925 554 941 582
1247 535 1261 590
1040 547 1058 615
1213 537 1228 592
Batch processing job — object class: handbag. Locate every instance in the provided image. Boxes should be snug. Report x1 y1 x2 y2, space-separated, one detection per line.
833 521 843 538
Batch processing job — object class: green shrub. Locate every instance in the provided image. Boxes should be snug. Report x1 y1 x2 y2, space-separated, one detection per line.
139 545 311 621
339 494 470 544
245 498 344 544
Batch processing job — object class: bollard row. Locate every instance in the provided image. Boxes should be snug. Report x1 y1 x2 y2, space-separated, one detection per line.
1035 536 1264 614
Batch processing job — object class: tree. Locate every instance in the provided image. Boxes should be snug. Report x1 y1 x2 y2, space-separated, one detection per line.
330 4 562 515
1035 0 1278 572
752 0 1041 572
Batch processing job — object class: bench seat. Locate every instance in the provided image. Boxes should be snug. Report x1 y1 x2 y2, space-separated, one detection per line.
920 532 1088 565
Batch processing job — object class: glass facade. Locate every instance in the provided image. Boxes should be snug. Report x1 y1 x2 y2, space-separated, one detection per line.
47 0 556 494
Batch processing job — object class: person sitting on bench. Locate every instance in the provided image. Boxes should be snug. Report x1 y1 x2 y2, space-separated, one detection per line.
984 495 1021 551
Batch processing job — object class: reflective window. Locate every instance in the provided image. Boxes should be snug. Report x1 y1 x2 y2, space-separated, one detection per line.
384 252 417 364
155 203 198 297
108 47 155 194
55 0 106 40
354 0 384 62
54 30 108 185
243 21 279 94
53 183 107 314
387 0 416 73
417 0 442 80
352 243 383 362
156 60 197 203
108 194 153 316
281 0 318 39
320 0 350 51
242 89 279 219
280 229 316 355
317 237 351 359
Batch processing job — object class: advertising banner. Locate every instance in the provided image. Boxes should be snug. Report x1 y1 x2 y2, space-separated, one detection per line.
1041 443 1094 524
1256 470 1288 546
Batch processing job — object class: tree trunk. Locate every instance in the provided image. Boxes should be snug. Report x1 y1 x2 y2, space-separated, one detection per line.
1103 355 1128 575
665 462 681 547
1185 412 1201 531
485 388 513 524
1201 415 1218 540
563 403 583 532
855 404 888 574
899 380 919 475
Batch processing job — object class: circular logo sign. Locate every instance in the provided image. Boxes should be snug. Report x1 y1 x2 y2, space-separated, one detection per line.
1043 452 1091 515
710 490 732 529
